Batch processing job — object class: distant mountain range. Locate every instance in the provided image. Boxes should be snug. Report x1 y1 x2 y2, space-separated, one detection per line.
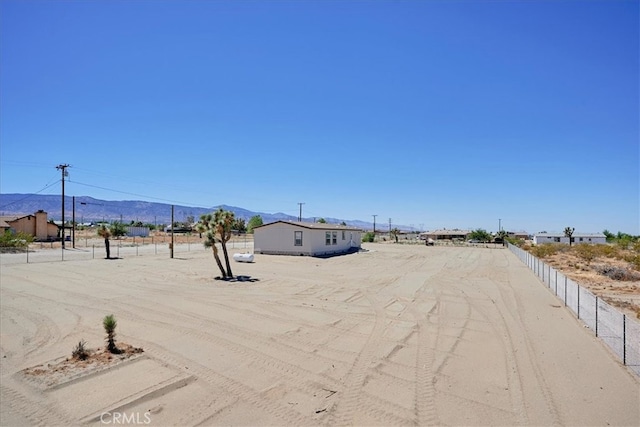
0 193 377 230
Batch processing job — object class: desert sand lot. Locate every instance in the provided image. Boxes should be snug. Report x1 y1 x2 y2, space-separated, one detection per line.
1 243 638 426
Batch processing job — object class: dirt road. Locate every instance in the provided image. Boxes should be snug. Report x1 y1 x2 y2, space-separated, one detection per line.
1 243 637 426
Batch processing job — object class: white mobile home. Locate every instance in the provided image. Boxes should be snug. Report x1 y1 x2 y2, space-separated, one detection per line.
253 221 362 256
533 232 606 245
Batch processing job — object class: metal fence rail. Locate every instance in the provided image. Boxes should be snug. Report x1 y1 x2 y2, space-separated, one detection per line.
508 243 640 376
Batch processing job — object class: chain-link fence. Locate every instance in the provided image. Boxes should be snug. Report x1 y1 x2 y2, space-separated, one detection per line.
0 238 254 266
508 243 640 376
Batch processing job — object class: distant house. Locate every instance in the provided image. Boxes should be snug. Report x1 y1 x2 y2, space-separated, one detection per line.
254 221 362 256
533 232 606 245
0 210 59 241
507 231 530 240
424 229 471 241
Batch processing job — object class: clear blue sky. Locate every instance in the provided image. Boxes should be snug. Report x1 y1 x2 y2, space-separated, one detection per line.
1 0 638 234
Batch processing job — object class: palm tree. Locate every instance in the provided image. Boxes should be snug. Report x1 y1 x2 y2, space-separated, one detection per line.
103 314 119 353
564 227 575 246
196 213 227 278
97 224 111 259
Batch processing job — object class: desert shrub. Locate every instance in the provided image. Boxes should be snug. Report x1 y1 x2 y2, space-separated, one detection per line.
72 340 89 360
0 230 33 249
362 232 375 243
592 244 619 258
505 237 523 247
616 237 632 250
574 244 598 265
530 244 563 258
594 265 640 281
623 254 640 271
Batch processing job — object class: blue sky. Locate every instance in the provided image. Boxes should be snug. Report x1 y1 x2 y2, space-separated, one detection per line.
1 0 638 234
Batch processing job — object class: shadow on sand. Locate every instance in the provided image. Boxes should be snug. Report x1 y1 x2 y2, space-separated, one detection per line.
214 275 259 283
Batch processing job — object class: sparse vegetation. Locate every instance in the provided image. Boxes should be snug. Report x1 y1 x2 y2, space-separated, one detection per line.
103 314 120 354
468 229 491 243
521 240 640 318
594 265 640 281
247 215 263 234
574 244 598 265
72 339 89 360
505 236 524 247
0 230 33 250
362 232 375 243
109 221 127 238
529 243 566 258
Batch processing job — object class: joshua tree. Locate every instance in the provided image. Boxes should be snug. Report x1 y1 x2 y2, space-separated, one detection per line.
214 209 235 278
390 227 401 243
103 314 119 353
97 224 112 259
564 227 575 246
196 209 235 279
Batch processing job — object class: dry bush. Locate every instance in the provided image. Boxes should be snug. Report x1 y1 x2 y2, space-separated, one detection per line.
624 254 640 271
72 340 89 361
594 265 640 281
530 243 565 258
574 244 598 265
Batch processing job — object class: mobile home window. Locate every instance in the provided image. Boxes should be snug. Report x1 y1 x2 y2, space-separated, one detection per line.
332 231 337 245
342 230 345 240
326 232 331 245
294 231 303 246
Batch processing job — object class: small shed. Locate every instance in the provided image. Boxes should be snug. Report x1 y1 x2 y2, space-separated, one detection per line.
253 221 362 256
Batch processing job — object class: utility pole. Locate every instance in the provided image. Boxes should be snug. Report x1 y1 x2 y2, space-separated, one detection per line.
72 196 76 248
499 218 502 232
298 202 305 222
56 164 70 249
389 218 392 233
170 205 175 259
372 215 377 233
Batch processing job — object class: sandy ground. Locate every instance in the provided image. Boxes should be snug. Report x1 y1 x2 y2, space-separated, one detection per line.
1 243 638 426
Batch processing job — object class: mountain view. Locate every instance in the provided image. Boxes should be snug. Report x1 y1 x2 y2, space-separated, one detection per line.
0 193 376 230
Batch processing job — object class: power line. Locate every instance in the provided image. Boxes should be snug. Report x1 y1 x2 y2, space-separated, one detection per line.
0 180 61 209
70 180 202 207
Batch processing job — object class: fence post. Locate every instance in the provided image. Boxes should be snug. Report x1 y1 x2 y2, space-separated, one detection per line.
623 314 626 365
92 245 95 259
577 282 580 319
26 246 29 264
595 296 599 337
